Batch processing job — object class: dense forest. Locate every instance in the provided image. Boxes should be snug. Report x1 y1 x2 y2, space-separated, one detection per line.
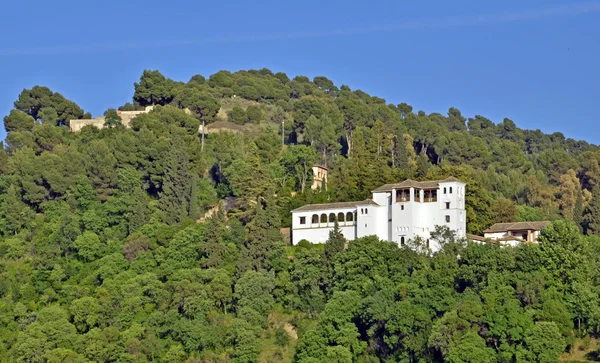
1 68 600 362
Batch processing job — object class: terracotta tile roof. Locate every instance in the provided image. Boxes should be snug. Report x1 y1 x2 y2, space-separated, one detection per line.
483 221 551 233
291 199 379 213
372 177 465 192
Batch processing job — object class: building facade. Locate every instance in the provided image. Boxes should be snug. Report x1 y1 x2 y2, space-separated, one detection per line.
481 221 551 246
291 177 467 252
311 165 328 190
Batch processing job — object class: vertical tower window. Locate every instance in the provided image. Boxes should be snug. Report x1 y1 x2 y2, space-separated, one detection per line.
446 202 450 209
445 215 450 223
400 237 405 246
443 187 447 194
300 217 306 225
449 187 453 194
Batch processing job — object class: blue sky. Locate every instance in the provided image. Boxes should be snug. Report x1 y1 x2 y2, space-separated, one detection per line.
0 0 599 142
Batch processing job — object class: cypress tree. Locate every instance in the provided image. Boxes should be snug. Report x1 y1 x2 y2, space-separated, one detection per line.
238 199 284 274
159 140 193 225
584 185 600 235
573 190 584 232
324 221 346 264
416 152 430 178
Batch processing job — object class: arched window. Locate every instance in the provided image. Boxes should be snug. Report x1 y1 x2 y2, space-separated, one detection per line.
346 212 354 222
400 236 405 246
320 214 327 223
365 208 368 214
329 213 336 222
360 208 364 214
443 187 447 194
338 212 345 222
311 214 319 224
449 187 453 194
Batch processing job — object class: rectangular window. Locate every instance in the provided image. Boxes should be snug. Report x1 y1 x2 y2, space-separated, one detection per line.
401 205 405 210
445 215 450 223
449 187 453 194
446 202 450 209
300 217 306 225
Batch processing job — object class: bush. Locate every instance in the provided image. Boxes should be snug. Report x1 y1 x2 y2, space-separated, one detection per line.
275 325 289 347
228 107 248 125
246 105 263 123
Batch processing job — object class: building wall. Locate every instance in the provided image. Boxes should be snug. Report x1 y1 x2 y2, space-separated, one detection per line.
311 166 328 190
69 105 155 133
387 181 467 250
291 207 356 245
69 118 106 132
356 204 387 241
484 231 509 239
292 180 467 252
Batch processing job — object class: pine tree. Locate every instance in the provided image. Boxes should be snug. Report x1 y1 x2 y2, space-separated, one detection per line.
159 140 193 225
584 185 600 235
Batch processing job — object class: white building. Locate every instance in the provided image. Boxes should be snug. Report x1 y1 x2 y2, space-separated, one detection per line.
291 177 467 252
480 221 551 247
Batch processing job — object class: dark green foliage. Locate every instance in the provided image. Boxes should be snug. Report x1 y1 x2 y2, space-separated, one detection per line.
228 107 248 125
133 69 175 106
159 140 193 224
324 221 345 263
584 184 600 235
12 85 88 126
3 110 35 133
103 109 122 128
246 105 262 123
0 68 599 362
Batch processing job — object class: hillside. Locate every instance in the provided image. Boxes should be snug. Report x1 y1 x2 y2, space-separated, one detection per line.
0 69 599 362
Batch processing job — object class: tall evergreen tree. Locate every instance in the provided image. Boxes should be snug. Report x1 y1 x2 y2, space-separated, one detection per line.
238 199 285 274
159 140 193 224
416 152 430 179
573 190 584 232
584 184 600 235
324 221 346 264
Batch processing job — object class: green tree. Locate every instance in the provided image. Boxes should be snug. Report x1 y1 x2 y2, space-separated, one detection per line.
133 69 175 106
174 86 220 151
584 184 600 235
518 322 565 363
446 331 496 363
74 231 102 261
228 107 248 125
324 221 345 264
281 145 319 192
159 140 193 224
103 109 122 128
3 109 35 133
0 184 34 235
